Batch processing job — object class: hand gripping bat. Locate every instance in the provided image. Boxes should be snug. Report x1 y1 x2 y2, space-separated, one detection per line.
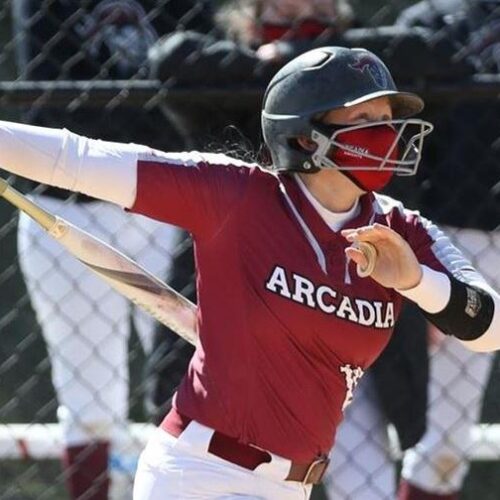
0 178 198 345
355 241 378 278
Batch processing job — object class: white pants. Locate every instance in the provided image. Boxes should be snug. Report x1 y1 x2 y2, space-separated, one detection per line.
134 425 313 500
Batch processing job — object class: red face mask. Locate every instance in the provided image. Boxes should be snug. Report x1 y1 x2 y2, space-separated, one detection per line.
330 124 400 192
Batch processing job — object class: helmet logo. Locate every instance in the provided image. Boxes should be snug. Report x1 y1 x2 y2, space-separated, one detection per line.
343 144 369 158
349 54 388 89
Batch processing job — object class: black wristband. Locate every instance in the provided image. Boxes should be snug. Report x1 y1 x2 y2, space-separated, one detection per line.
424 276 495 341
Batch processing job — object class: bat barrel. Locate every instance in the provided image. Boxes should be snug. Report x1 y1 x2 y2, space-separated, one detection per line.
0 176 198 345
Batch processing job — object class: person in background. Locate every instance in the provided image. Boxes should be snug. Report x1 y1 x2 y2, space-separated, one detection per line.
216 0 355 63
12 1 212 499
323 2 500 498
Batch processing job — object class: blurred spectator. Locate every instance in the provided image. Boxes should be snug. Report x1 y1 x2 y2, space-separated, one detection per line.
395 0 468 31
215 0 355 62
149 0 355 84
147 0 356 158
396 0 500 73
462 0 500 72
148 0 475 147
12 1 212 499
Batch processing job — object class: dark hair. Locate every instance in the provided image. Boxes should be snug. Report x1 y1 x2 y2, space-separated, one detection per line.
204 125 272 167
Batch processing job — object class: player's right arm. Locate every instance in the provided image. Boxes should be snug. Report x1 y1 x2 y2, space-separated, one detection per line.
0 121 140 206
0 120 252 237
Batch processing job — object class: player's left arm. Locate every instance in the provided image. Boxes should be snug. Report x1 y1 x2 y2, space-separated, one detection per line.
398 215 500 352
343 211 499 351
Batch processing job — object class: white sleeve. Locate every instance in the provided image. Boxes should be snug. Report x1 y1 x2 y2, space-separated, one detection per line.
0 120 148 208
397 265 451 313
399 265 500 353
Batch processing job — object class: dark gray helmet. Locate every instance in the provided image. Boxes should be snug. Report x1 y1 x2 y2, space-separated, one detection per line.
261 46 426 173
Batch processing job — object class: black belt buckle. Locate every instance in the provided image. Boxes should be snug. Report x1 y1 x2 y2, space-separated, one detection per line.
302 456 330 485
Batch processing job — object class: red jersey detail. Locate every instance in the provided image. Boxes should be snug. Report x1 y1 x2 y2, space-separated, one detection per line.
130 153 453 462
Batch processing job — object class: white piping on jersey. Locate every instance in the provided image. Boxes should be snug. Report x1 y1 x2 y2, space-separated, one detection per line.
295 175 360 283
279 182 328 274
427 223 476 281
281 175 365 278
136 150 260 169
372 193 477 283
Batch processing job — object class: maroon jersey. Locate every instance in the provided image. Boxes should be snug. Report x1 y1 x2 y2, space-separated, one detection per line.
130 152 453 462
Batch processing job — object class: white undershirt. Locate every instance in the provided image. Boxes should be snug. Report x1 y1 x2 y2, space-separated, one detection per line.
294 173 360 231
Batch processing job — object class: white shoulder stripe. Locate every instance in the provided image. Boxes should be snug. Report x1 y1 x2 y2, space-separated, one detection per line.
137 150 259 169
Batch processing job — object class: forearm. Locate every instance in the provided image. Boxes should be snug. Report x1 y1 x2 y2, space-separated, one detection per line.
399 265 500 352
0 120 143 207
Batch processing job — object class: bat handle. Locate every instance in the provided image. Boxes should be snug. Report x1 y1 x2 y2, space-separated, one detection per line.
356 241 378 278
0 177 8 196
0 177 57 231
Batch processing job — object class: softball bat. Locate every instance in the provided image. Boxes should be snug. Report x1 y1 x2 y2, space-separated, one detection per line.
0 177 198 345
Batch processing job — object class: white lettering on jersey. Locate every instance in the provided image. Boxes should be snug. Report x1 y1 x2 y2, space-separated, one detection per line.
373 301 385 328
265 265 292 298
264 265 395 329
340 364 364 411
356 299 376 326
383 302 395 329
336 295 358 322
316 285 337 313
292 274 315 307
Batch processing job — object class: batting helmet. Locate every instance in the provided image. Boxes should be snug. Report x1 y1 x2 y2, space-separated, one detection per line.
261 46 432 176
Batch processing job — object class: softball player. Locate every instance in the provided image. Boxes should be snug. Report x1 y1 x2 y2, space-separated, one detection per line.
0 46 499 500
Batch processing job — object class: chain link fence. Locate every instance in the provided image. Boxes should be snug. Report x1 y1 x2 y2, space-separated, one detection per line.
0 0 499 499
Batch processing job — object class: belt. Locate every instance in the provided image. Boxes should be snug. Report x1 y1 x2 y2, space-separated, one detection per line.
160 408 330 485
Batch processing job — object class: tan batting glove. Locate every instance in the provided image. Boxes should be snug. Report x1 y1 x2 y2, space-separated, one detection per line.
341 223 423 290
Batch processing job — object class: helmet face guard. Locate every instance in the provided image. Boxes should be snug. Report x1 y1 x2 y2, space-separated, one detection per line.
261 46 434 179
310 119 434 176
